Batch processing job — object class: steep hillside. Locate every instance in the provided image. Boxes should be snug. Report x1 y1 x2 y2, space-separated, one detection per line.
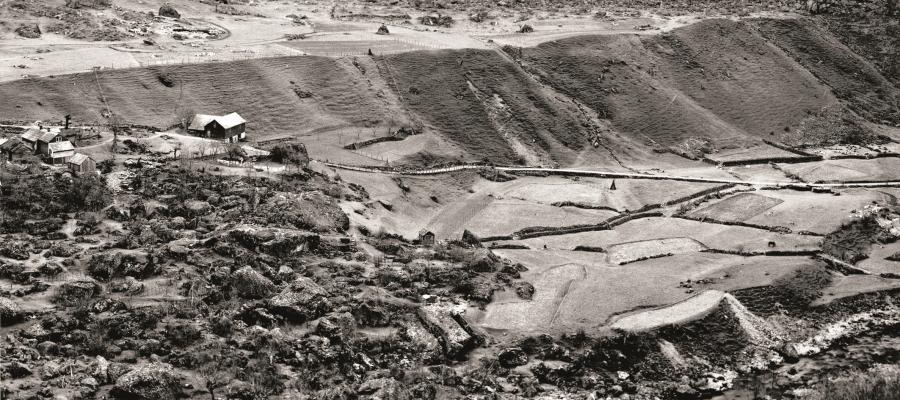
0 56 410 138
378 49 597 165
752 18 900 127
518 19 847 152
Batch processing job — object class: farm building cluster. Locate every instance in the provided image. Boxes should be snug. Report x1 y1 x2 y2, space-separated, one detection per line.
0 125 96 174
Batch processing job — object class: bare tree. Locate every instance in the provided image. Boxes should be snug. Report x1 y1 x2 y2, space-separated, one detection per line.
177 107 196 131
108 114 126 153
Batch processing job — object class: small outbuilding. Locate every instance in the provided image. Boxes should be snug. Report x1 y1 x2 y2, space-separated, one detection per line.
418 230 436 246
20 128 41 151
68 153 96 174
46 141 75 164
0 137 28 162
188 112 247 143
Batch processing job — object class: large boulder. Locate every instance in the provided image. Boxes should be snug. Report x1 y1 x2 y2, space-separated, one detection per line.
228 226 320 257
182 200 211 217
87 251 157 281
466 248 500 272
0 297 24 326
158 5 181 19
418 302 479 359
498 347 528 368
231 266 276 299
267 277 330 322
111 362 181 400
53 279 102 306
259 191 349 232
315 312 356 342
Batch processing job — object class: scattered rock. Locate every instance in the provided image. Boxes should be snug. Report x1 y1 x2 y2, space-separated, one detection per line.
498 347 528 368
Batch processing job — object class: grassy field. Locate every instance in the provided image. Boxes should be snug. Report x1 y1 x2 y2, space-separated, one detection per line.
461 200 618 238
475 249 813 335
737 189 893 235
780 158 900 183
491 176 721 211
690 192 785 222
704 143 806 163
607 237 706 264
503 216 821 253
752 18 900 128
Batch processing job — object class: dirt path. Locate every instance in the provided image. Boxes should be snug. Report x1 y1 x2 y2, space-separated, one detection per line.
317 161 900 189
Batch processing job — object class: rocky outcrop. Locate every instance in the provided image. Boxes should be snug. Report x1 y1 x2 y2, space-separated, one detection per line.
418 302 480 359
267 277 330 322
0 297 24 326
227 225 320 257
53 279 102 306
231 266 276 299
111 362 181 400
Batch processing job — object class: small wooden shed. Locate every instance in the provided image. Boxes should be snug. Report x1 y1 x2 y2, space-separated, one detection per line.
68 153 96 174
418 230 436 246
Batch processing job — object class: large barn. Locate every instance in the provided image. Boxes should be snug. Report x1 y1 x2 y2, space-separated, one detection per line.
187 112 247 143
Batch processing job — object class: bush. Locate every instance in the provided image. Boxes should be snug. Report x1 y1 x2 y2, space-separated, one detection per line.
807 365 900 400
419 14 454 27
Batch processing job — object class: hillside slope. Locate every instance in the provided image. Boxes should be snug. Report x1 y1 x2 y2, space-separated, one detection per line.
0 17 897 165
752 18 900 127
0 56 410 137
518 19 853 153
378 49 598 165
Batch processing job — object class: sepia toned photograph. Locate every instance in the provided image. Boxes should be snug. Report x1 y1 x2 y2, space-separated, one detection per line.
0 0 898 399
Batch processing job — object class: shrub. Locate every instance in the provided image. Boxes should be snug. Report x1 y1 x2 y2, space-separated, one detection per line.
807 365 900 400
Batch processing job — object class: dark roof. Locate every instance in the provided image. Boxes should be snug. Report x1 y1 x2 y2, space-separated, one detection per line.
68 153 92 166
37 131 59 143
20 128 41 142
